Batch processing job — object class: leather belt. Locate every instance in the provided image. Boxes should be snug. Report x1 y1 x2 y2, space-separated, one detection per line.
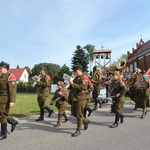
0 90 8 95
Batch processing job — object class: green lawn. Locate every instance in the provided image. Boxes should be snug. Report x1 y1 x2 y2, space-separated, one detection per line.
9 93 130 117
9 93 58 117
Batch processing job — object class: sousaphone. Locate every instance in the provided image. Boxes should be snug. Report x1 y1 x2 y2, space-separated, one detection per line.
116 59 126 69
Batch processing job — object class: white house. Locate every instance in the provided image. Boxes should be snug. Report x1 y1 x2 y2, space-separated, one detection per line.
8 68 29 83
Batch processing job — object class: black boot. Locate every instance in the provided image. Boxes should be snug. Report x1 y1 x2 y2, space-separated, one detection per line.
7 117 18 132
0 123 7 140
44 106 53 117
110 113 119 128
86 106 93 117
36 108 44 121
93 103 98 110
120 114 124 124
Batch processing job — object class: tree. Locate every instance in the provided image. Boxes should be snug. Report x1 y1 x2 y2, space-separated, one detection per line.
71 45 89 72
31 63 60 83
16 65 19 68
53 64 71 84
83 44 95 74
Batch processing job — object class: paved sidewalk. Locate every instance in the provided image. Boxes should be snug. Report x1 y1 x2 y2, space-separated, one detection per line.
1 102 150 150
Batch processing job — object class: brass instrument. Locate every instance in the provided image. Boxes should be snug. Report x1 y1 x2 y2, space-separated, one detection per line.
134 68 141 74
134 67 147 89
115 58 126 77
116 59 126 70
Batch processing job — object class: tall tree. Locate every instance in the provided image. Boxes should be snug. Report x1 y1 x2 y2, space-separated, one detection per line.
31 63 60 83
71 45 89 72
83 44 95 74
53 64 71 84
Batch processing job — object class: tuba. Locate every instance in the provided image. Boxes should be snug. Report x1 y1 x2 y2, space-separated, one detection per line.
116 59 126 74
116 59 126 70
134 68 147 89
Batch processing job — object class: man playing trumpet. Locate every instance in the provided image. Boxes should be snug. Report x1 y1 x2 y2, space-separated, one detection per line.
34 66 53 121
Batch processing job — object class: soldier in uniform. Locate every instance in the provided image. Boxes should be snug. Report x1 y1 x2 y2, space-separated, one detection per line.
69 64 90 137
83 72 93 118
35 66 53 121
126 73 137 110
50 81 69 127
109 71 127 128
135 70 149 119
92 67 102 110
0 61 17 140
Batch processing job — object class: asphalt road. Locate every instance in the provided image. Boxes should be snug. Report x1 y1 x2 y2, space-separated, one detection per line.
1 101 150 150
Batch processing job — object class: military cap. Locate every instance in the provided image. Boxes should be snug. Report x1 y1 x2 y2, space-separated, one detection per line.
72 64 82 71
0 61 10 69
40 66 47 71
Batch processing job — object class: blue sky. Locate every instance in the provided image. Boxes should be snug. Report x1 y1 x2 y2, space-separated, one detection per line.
0 0 150 70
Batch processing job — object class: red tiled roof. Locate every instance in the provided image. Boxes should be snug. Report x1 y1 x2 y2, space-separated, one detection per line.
8 68 26 81
93 50 112 54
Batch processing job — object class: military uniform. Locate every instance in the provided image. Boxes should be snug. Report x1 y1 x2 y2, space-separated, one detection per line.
83 75 93 118
136 73 149 118
70 64 90 137
0 61 17 140
109 71 127 128
35 66 53 121
92 68 102 110
51 82 69 127
126 75 137 109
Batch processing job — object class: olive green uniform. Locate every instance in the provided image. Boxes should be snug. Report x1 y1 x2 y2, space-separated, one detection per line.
84 78 93 118
70 74 89 132
0 72 16 139
51 88 68 125
109 79 127 125
0 73 16 123
126 77 137 102
92 73 101 109
36 74 52 120
136 82 149 109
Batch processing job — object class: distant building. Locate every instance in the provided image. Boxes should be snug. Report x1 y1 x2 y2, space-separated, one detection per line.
8 68 29 83
126 38 150 73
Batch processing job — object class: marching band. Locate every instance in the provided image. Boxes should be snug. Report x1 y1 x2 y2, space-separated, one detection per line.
0 60 150 140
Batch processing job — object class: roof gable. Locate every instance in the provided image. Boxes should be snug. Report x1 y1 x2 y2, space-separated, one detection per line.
128 39 150 59
8 68 26 80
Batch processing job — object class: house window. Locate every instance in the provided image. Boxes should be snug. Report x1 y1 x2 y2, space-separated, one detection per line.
134 62 137 70
130 64 133 72
126 67 129 73
24 74 26 78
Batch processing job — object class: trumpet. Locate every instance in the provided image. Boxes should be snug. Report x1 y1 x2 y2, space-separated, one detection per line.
32 75 42 87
